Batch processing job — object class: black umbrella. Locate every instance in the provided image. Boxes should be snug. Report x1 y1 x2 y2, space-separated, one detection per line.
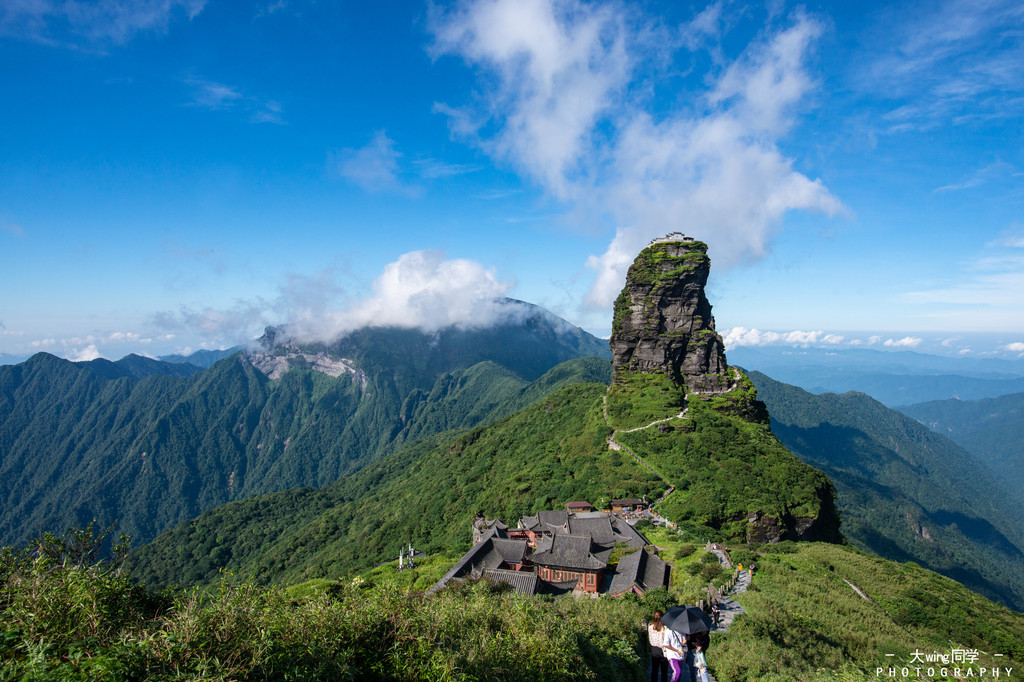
662 605 712 635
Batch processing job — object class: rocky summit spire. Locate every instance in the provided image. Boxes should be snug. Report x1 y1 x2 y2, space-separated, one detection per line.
610 235 731 394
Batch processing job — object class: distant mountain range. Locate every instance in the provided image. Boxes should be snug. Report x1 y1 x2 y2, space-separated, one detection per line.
731 346 1024 406
0 302 609 549
750 372 1024 610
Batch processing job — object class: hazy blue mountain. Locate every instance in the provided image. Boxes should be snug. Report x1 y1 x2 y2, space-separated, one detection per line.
159 347 243 368
898 393 1024 494
749 371 1024 610
730 346 1024 406
0 353 32 366
0 307 610 549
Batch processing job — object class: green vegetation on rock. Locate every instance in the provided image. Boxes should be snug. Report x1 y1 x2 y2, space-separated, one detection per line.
605 371 685 430
617 395 839 543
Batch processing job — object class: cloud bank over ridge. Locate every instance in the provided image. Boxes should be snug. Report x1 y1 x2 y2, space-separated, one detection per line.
153 250 520 348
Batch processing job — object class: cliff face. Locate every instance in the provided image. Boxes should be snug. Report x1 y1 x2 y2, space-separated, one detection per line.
610 239 730 394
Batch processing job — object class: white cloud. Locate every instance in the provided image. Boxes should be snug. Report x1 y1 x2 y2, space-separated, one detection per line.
330 250 514 335
868 335 882 345
69 344 101 361
1 218 25 237
1003 341 1024 352
330 131 412 194
723 327 844 348
1 0 206 47
431 0 630 200
432 1 844 311
152 250 522 346
884 336 923 348
934 160 1019 193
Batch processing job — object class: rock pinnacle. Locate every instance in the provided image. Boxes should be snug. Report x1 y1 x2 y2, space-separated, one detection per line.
610 235 731 394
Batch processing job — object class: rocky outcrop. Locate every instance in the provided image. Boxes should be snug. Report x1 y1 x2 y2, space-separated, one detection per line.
610 237 731 393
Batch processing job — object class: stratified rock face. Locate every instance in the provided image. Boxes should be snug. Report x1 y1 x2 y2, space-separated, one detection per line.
611 238 731 393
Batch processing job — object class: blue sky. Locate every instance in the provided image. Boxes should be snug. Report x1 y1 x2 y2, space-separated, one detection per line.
1 0 1023 362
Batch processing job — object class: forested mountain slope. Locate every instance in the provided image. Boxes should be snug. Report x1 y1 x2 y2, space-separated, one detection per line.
0 308 610 548
749 371 1024 611
898 392 1024 493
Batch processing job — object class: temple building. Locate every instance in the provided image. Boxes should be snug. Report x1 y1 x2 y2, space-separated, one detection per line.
428 508 671 597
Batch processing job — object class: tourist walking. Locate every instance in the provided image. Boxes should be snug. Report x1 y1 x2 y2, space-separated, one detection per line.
648 610 670 681
662 629 686 682
693 643 710 682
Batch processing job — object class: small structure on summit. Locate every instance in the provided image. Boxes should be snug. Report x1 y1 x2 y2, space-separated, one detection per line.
610 234 731 395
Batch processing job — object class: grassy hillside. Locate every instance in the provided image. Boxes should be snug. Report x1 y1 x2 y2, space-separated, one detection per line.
617 392 839 543
898 392 1024 493
711 541 1024 680
750 371 1024 611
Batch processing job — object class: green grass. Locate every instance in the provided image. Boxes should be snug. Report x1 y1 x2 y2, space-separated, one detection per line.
606 371 686 430
708 542 1024 681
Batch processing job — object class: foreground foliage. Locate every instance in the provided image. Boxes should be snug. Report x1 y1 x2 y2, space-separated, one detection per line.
6 531 1024 681
1 530 649 681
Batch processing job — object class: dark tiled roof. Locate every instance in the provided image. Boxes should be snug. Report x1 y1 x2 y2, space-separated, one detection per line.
607 548 670 596
482 538 528 568
484 568 538 596
537 509 569 530
518 515 540 530
530 534 608 570
611 498 645 506
567 516 616 544
427 538 496 594
427 537 528 594
566 501 593 509
641 551 670 591
609 516 649 547
536 579 578 596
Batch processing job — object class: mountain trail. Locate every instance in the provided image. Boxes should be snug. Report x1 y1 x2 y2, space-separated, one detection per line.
602 395 677 506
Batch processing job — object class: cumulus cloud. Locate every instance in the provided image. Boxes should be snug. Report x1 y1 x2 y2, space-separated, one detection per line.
152 250 520 347
431 1 843 310
723 327 844 348
331 250 514 334
1003 342 1024 352
69 344 101 362
1 0 206 47
884 336 923 348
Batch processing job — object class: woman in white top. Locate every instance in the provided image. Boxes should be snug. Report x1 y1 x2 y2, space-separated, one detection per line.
647 610 670 681
661 628 686 682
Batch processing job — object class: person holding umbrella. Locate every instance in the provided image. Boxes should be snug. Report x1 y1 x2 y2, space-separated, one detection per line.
661 605 712 682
